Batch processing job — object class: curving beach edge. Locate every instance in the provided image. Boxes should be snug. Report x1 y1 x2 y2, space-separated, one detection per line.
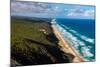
51 23 84 63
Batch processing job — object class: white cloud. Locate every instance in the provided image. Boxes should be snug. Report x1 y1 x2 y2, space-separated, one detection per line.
11 1 95 19
84 10 95 17
66 8 95 18
11 1 51 13
67 9 83 16
11 1 65 14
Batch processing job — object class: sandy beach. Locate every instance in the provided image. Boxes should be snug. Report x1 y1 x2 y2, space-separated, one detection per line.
51 25 84 63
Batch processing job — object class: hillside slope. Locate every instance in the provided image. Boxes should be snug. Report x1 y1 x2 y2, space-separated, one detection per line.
11 17 74 66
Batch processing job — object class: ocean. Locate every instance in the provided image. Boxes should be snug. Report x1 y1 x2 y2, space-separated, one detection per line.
51 18 95 61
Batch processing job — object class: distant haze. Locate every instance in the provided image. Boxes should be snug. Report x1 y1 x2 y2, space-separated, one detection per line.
11 1 95 19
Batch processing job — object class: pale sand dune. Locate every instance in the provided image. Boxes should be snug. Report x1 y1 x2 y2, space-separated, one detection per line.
51 25 84 63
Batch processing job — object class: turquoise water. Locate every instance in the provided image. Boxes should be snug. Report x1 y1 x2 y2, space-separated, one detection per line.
51 19 95 61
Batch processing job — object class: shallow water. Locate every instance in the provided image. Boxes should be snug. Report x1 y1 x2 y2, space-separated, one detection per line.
51 18 95 61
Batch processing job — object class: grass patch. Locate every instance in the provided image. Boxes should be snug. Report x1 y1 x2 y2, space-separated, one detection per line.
11 17 74 66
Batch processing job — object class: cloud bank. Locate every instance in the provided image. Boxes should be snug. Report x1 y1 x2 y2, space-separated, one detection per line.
11 1 95 19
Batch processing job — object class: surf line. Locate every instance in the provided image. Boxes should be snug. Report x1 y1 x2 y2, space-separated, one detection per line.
51 19 85 62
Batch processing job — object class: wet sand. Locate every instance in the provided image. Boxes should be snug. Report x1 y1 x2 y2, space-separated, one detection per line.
51 25 84 63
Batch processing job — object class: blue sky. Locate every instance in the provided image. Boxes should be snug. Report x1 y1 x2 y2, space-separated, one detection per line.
11 1 95 19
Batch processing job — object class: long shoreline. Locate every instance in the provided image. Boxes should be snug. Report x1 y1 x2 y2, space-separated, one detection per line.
51 24 84 62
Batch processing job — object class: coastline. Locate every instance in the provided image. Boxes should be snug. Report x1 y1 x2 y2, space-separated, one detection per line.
12 17 76 65
51 24 84 62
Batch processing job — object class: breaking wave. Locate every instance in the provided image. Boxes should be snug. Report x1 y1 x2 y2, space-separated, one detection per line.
51 19 95 61
61 24 95 44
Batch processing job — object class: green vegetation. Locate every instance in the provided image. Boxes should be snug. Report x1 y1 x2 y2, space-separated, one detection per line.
11 17 74 66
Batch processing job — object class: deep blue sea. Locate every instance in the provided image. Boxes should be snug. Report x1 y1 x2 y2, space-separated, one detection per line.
51 18 95 61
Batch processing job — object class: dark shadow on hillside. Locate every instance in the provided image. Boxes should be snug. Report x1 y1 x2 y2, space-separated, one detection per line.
11 36 75 66
46 33 59 45
24 38 75 64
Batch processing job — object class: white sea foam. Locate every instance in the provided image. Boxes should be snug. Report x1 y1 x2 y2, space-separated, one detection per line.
51 19 56 24
51 19 94 61
81 35 94 44
61 24 95 44
81 47 94 57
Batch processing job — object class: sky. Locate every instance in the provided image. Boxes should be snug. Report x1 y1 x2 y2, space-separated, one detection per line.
11 1 95 19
